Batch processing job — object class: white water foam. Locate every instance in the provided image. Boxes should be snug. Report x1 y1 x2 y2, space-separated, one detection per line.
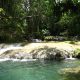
0 58 37 62
0 44 37 62
0 58 11 62
65 58 76 60
0 47 23 55
65 55 76 60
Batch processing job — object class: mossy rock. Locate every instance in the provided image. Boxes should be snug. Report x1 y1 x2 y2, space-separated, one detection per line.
74 49 80 59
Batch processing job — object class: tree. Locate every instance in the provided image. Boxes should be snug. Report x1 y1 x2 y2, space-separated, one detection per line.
0 0 26 42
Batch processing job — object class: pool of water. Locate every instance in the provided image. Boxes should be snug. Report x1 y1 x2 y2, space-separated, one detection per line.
0 60 80 80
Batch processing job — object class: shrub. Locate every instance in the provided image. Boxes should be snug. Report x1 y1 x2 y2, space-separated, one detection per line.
44 36 54 41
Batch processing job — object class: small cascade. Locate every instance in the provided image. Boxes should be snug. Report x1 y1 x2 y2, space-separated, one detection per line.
69 55 73 59
0 43 23 55
0 43 37 62
66 54 76 60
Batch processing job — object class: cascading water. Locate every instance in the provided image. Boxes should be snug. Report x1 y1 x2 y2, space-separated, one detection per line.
0 43 23 61
65 54 76 60
0 43 23 55
0 43 77 62
0 43 37 62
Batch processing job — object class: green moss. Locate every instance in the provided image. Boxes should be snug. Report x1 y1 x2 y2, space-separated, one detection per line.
74 49 80 58
74 49 80 54
69 41 76 44
44 36 54 41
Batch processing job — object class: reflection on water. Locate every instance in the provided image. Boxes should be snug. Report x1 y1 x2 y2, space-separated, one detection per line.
0 60 80 80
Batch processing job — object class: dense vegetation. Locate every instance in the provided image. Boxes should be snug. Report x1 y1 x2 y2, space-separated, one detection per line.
0 0 80 42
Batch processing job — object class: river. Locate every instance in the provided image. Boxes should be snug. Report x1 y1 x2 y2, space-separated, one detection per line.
0 60 80 80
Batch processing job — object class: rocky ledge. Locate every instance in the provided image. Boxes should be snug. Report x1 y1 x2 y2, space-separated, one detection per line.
0 46 75 60
0 42 80 61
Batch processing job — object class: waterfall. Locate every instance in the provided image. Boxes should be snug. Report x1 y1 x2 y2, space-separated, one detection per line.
69 55 73 59
0 43 23 55
0 43 37 62
66 54 76 60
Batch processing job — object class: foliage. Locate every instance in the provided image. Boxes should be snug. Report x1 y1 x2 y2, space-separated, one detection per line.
44 36 54 41
0 0 80 42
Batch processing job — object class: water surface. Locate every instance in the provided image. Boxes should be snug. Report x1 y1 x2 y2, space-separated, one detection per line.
0 60 80 80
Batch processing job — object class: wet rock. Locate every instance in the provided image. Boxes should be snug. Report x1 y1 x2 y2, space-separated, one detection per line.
0 46 74 60
30 46 69 60
31 39 42 42
14 53 33 59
